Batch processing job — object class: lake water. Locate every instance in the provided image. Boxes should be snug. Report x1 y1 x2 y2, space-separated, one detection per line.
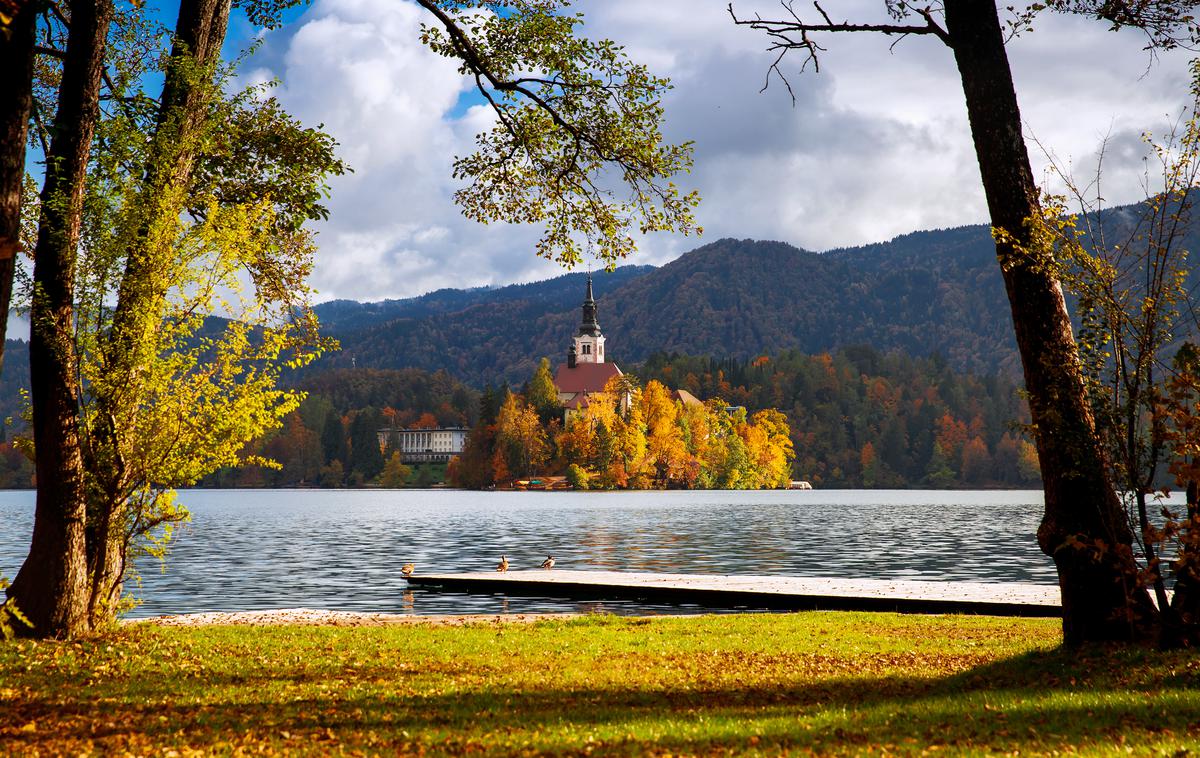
0 489 1059 617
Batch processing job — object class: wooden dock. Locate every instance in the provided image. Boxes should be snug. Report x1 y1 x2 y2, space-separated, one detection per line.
406 570 1061 617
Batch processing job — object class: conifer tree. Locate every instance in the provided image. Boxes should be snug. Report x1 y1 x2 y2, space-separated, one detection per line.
525 357 561 424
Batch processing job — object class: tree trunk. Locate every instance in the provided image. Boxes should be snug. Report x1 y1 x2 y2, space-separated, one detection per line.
944 0 1155 644
107 0 230 355
83 0 231 629
1169 479 1200 632
85 497 126 628
7 0 114 639
0 0 35 374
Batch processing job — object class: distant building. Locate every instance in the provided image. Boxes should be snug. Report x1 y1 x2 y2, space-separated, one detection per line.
554 275 623 419
376 427 469 463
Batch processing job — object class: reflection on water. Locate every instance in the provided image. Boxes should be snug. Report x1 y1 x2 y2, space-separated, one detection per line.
0 488 1061 617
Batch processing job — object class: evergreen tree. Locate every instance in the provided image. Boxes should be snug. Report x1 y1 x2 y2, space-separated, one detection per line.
594 420 615 474
321 414 348 471
924 443 956 488
526 357 562 423
348 409 385 482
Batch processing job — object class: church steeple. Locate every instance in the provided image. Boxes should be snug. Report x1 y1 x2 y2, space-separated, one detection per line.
579 274 601 337
570 274 606 364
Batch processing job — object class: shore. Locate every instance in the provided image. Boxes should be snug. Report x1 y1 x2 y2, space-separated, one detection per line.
127 608 582 626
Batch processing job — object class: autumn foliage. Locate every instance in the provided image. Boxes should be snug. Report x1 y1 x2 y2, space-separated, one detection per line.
451 375 794 490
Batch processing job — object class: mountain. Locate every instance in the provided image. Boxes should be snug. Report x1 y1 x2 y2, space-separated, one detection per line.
306 224 1021 386
3 203 1190 398
307 265 659 386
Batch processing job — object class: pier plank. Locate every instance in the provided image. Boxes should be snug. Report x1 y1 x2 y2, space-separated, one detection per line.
406 570 1061 617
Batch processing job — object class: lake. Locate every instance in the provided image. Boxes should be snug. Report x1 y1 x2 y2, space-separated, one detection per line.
0 488 1059 617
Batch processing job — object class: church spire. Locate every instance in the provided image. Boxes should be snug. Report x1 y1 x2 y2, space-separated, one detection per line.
568 274 606 365
579 274 601 337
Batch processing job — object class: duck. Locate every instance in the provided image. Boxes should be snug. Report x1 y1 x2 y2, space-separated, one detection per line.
540 555 555 570
401 563 415 578
496 555 509 572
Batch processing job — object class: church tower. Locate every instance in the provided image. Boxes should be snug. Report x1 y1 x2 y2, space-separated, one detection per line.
570 275 606 366
555 273 623 414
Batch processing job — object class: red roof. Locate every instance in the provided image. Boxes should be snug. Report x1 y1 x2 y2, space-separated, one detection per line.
563 394 590 410
554 361 621 394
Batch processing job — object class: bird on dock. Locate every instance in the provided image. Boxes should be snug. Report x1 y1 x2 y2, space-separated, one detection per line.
496 555 509 572
541 555 555 570
401 563 415 578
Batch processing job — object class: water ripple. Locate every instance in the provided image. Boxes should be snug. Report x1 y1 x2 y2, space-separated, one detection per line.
0 488 1064 617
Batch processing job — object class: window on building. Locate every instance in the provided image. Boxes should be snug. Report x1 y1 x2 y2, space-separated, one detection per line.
582 344 591 355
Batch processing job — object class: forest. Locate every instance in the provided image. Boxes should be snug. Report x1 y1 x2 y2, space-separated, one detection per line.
448 367 795 490
0 338 1036 490
636 348 1037 488
0 345 1035 490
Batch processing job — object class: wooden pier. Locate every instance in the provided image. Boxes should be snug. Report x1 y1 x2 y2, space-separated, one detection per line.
406 570 1061 617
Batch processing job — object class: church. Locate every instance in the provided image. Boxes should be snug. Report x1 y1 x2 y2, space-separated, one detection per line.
553 275 623 415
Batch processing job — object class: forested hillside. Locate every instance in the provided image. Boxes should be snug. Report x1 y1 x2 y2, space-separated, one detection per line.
307 265 656 384
636 347 1036 488
0 208 1186 488
307 228 1020 385
218 346 1038 490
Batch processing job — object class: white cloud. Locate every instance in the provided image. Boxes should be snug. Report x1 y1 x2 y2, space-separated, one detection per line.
245 0 1198 302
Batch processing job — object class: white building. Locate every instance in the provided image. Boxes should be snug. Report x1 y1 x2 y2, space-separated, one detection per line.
376 427 469 463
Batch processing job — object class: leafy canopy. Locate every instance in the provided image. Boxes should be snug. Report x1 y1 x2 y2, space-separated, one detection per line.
419 0 701 268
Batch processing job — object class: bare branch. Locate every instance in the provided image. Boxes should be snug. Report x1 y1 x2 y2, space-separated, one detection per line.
728 1 951 46
728 1 949 103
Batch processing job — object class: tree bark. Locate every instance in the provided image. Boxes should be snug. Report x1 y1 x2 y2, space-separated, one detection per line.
7 0 114 638
944 0 1155 644
0 0 35 375
1168 479 1200 632
85 495 125 628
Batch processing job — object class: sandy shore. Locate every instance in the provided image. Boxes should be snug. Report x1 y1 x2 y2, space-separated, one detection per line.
127 609 581 627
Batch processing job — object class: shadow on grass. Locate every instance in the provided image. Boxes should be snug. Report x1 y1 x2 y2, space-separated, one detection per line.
3 643 1199 753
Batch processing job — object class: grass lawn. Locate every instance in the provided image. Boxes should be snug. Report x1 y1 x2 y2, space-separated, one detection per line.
1 612 1199 755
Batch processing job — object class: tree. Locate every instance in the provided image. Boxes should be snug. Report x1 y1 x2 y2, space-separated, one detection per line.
378 452 412 488
349 410 385 483
727 0 1197 644
1053 61 1200 641
321 413 349 471
268 413 322 485
960 436 993 485
747 408 794 488
319 459 345 489
0 0 32 377
495 393 550 479
8 0 115 639
416 0 700 266
450 389 504 489
525 357 562 423
7 0 699 637
924 443 956 488
641 379 690 485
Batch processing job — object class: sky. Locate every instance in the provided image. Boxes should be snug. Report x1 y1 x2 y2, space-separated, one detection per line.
225 0 1197 304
